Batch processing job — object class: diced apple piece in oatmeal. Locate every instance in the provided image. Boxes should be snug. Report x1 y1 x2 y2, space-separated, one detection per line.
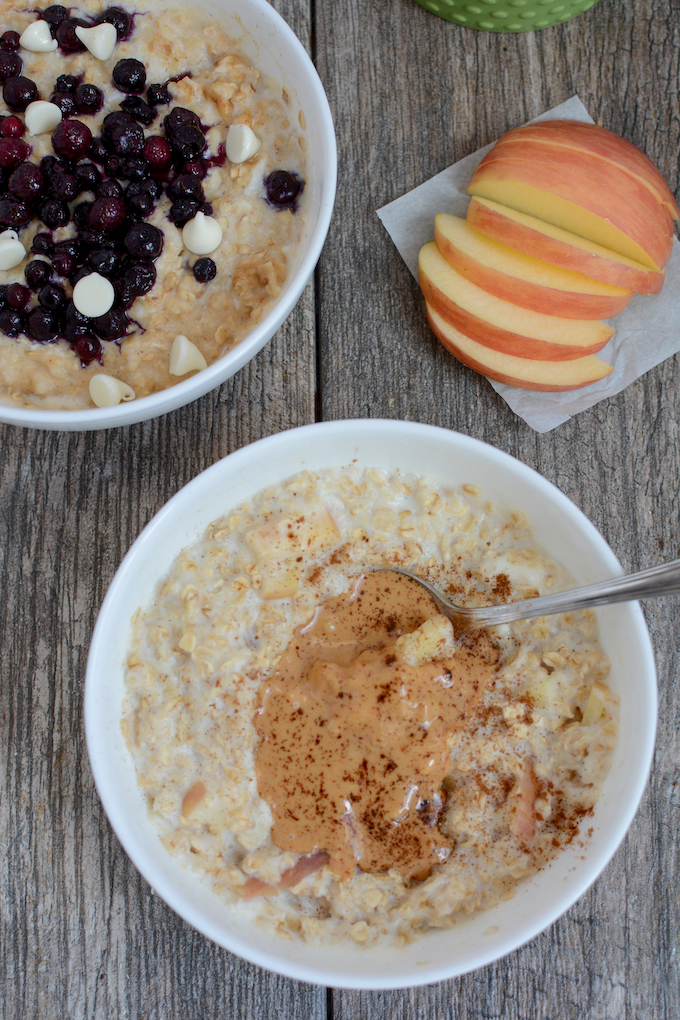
260 562 302 600
247 509 341 562
582 680 610 726
395 615 456 666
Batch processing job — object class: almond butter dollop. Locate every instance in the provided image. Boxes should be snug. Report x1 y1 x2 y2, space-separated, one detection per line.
255 571 499 881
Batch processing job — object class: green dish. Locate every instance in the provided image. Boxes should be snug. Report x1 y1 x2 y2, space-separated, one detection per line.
414 0 599 31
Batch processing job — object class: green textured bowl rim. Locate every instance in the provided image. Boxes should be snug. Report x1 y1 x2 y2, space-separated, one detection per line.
413 0 599 32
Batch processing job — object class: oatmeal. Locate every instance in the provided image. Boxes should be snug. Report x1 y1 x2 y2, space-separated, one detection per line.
123 467 619 947
0 0 307 410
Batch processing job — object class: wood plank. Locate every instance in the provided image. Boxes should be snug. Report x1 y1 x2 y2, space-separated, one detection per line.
316 0 680 1016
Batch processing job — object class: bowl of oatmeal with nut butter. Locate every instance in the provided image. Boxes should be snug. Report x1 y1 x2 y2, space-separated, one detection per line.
0 0 335 429
86 420 657 988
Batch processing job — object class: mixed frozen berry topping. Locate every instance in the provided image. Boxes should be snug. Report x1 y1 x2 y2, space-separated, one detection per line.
0 4 305 370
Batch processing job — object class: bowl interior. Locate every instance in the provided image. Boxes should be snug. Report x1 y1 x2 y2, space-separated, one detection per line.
1 0 336 431
86 420 657 988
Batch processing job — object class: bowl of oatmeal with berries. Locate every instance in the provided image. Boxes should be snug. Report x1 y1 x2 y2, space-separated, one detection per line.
0 0 335 428
86 420 657 987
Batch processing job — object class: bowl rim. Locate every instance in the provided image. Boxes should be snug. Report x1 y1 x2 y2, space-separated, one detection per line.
0 0 337 432
85 419 658 988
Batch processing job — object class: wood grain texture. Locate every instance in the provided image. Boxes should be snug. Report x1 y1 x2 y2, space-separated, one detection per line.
2 0 680 1015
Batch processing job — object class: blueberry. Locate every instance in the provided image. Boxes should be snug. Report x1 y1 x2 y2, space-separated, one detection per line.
70 265 92 287
102 111 144 156
183 157 207 179
96 7 132 40
3 76 38 111
104 156 125 179
0 308 23 336
142 135 172 170
120 96 155 126
27 307 60 342
93 306 127 340
9 162 44 201
0 50 22 84
113 277 135 308
32 233 54 257
0 137 28 168
169 198 199 227
63 301 91 341
193 257 216 283
75 83 103 115
124 222 163 260
126 190 153 218
55 18 88 53
72 201 93 229
54 238 82 260
42 6 69 32
50 92 78 118
168 125 205 160
25 260 51 290
264 170 303 210
164 107 201 133
88 138 108 165
0 31 20 51
52 120 93 161
51 252 76 277
169 172 203 201
87 248 119 277
0 115 24 138
74 335 101 363
55 73 79 92
97 179 123 199
40 199 70 229
38 283 67 311
0 195 31 227
146 82 170 107
47 166 78 201
7 283 30 308
119 157 149 181
88 196 127 231
125 260 156 295
75 163 101 193
112 58 146 94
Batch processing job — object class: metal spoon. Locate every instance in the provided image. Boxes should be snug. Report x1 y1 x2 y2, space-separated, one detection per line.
387 558 680 641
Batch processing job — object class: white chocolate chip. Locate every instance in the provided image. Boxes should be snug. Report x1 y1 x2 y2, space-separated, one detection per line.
169 335 208 376
89 374 136 408
25 100 62 137
182 211 223 256
75 23 117 61
20 20 58 52
226 124 261 164
0 230 26 270
73 273 115 317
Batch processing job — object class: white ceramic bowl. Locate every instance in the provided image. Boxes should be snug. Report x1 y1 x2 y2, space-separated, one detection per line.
86 420 657 988
1 0 336 431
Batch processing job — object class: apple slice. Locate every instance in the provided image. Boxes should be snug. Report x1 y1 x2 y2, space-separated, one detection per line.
434 213 632 320
467 196 665 295
494 121 680 220
419 243 613 362
425 303 613 392
467 155 673 270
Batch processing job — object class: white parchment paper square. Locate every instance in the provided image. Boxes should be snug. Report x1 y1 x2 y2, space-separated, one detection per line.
377 97 680 433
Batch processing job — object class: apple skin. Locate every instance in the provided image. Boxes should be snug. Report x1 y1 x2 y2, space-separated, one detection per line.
434 213 632 320
468 156 673 271
467 196 665 296
425 302 613 392
419 242 614 362
494 121 680 220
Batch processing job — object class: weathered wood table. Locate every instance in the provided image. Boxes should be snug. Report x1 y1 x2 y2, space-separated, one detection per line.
2 0 679 1015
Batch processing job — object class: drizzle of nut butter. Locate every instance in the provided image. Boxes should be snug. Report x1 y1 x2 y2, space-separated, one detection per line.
255 571 499 881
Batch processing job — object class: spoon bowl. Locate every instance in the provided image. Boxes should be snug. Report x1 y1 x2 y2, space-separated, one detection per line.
388 559 680 641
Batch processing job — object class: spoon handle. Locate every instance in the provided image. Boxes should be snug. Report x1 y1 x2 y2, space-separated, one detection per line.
456 557 680 631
